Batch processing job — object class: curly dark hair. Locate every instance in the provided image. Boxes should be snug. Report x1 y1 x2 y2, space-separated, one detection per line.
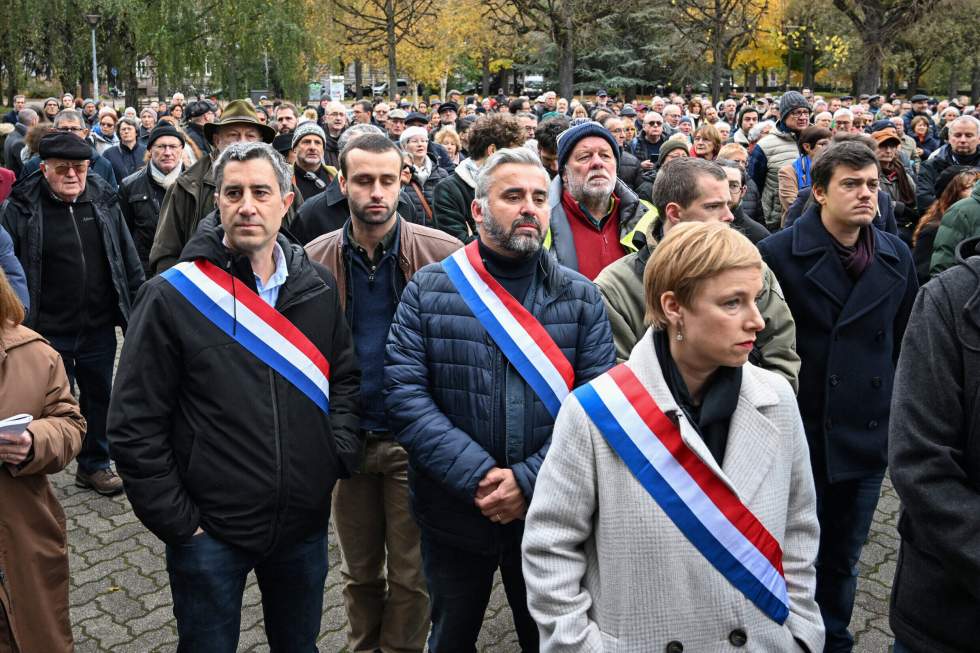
465 113 525 160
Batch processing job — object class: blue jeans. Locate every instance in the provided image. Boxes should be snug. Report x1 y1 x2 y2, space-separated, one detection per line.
165 529 328 653
420 534 538 653
47 325 117 473
813 472 885 653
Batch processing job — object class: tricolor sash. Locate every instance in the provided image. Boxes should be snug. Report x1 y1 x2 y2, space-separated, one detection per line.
162 259 331 415
574 363 790 624
442 241 574 418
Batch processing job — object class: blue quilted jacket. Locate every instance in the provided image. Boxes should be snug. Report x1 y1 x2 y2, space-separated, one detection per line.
384 250 615 553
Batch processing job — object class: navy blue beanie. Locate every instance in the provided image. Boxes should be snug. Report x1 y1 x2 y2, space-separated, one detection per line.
556 121 621 172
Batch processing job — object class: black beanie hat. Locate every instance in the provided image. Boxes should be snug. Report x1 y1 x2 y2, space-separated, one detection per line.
147 124 186 149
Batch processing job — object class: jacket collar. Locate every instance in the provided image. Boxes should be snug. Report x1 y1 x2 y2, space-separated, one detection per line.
624 328 781 503
791 204 906 327
175 153 214 195
180 222 325 306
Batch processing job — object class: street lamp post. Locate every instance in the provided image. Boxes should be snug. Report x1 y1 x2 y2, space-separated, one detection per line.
84 14 101 99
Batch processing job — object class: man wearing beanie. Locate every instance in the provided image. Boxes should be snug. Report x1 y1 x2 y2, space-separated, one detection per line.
432 114 525 242
292 121 336 203
0 132 144 496
747 90 812 229
546 121 656 280
118 125 186 275
149 99 277 274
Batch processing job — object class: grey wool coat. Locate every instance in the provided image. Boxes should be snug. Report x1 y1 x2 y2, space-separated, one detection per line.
522 329 825 653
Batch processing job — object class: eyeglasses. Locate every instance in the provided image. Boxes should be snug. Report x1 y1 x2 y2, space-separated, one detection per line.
788 109 811 118
646 121 663 126
57 126 85 133
326 112 346 118
152 144 183 151
608 128 626 134
100 122 115 128
728 181 743 191
48 162 89 175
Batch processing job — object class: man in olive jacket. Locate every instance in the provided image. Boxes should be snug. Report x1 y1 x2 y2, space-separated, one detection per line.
595 157 800 390
149 100 277 274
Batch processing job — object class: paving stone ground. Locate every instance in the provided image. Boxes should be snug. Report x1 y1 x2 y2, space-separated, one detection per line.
55 464 900 652
56 333 899 651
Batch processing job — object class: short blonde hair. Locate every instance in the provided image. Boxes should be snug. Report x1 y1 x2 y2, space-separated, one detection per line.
643 222 761 328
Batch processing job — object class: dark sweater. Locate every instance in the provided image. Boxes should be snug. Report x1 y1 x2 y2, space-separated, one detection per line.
38 186 115 335
347 222 400 432
477 239 541 449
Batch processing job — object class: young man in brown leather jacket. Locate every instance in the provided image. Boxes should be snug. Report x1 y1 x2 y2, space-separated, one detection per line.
304 133 461 653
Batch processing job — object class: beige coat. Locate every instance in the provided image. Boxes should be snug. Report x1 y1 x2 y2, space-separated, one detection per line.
0 325 85 653
523 329 824 652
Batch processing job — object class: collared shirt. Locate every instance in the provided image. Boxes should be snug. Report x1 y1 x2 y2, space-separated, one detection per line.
345 218 399 266
255 242 288 307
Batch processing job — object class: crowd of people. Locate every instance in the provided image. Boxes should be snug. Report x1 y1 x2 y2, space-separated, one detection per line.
0 83 978 653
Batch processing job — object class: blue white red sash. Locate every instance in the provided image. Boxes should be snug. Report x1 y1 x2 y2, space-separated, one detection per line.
574 363 790 624
442 241 574 418
161 259 331 415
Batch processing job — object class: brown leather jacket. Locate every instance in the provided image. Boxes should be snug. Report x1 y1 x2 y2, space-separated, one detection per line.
304 216 462 312
0 325 85 653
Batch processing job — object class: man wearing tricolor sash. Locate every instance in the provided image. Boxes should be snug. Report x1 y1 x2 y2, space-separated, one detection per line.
108 142 361 651
385 147 615 652
523 223 824 653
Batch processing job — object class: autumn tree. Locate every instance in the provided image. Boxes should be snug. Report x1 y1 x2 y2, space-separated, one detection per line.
484 0 617 100
332 0 437 100
830 0 931 94
670 0 769 103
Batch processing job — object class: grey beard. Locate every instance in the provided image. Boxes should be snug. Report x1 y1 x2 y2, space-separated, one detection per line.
566 174 614 206
482 212 543 256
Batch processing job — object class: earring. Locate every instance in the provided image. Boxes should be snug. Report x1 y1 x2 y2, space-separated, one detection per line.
675 331 684 341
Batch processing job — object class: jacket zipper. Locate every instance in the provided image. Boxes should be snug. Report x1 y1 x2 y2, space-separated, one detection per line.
68 204 90 331
268 368 284 553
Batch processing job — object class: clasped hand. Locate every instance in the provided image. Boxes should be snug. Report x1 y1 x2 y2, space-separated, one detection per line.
474 467 526 525
0 430 33 466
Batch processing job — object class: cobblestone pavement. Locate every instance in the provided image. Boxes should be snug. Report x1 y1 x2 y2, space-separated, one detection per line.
54 462 900 652
56 333 899 652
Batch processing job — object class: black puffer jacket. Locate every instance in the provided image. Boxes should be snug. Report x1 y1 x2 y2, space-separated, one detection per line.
0 171 144 329
118 167 166 275
618 150 643 192
108 226 362 554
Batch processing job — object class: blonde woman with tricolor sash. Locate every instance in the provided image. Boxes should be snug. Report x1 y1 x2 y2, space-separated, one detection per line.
523 222 824 652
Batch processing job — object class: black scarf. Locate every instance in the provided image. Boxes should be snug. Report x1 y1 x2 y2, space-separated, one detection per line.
653 329 741 466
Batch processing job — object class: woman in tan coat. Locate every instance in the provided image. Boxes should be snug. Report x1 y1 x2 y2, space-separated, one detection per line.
0 269 86 653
